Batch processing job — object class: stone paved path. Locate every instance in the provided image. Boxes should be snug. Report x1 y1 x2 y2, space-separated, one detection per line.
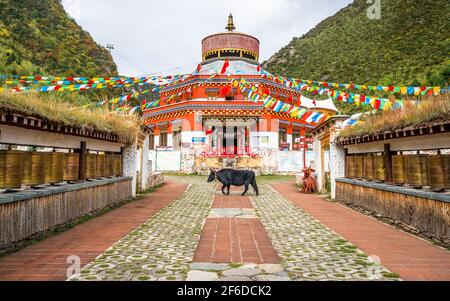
0 181 187 281
272 181 450 281
70 178 216 281
250 185 396 281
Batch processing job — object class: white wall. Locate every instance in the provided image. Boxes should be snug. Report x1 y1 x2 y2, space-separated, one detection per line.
0 124 124 151
345 132 450 154
250 132 279 150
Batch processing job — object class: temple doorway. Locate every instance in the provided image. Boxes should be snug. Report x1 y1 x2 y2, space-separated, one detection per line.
205 118 256 156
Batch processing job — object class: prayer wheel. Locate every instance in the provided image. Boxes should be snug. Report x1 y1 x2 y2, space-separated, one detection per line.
114 154 123 176
405 155 427 188
105 153 115 177
392 155 406 185
420 155 429 187
22 152 46 187
64 153 79 182
0 150 24 189
364 154 374 181
96 154 106 178
346 156 355 178
444 155 450 189
354 156 364 179
44 152 64 184
86 154 97 179
374 155 385 182
428 155 446 191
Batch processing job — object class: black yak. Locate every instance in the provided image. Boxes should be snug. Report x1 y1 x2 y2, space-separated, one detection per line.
207 169 259 196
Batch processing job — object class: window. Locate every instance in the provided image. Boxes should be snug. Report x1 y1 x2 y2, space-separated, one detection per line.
159 132 168 147
279 128 288 150
149 135 155 150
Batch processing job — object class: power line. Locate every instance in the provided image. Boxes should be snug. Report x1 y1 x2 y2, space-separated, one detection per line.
108 45 191 77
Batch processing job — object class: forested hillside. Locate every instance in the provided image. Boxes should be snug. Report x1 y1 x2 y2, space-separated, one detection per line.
264 0 450 86
0 0 117 77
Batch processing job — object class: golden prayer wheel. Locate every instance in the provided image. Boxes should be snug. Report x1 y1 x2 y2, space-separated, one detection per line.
0 150 24 189
22 152 46 187
346 156 355 178
420 155 429 187
86 154 97 179
444 155 450 189
105 153 115 177
354 156 364 179
364 154 374 180
64 153 79 182
44 152 65 184
114 154 123 176
96 154 106 178
428 155 450 191
428 155 448 191
374 155 385 182
405 155 427 188
392 155 406 185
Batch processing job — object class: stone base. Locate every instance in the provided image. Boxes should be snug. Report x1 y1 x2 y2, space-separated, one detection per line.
147 172 164 189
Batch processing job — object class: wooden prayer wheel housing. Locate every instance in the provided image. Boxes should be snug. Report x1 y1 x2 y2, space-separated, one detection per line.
364 154 374 181
392 155 406 185
374 155 385 182
0 150 24 189
22 152 46 187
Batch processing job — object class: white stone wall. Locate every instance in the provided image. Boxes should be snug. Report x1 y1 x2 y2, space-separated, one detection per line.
0 124 124 152
312 136 323 190
123 142 137 197
250 132 279 150
330 128 346 199
140 135 150 191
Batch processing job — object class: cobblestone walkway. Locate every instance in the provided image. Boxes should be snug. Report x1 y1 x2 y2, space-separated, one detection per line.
70 179 216 281
250 185 398 281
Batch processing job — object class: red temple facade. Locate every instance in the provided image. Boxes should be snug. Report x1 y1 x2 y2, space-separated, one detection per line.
143 15 337 173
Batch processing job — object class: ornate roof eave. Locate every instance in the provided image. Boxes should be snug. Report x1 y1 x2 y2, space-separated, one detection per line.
160 75 310 95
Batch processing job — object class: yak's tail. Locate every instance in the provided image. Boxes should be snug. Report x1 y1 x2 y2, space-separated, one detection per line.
251 174 259 196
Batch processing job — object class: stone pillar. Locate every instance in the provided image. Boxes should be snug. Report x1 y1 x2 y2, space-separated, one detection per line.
329 127 345 200
123 141 137 197
140 134 150 191
312 136 322 189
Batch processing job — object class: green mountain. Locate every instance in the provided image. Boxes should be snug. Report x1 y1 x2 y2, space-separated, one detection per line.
264 0 450 86
0 0 117 77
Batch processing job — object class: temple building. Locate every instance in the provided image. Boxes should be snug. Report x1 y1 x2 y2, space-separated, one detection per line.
143 15 338 173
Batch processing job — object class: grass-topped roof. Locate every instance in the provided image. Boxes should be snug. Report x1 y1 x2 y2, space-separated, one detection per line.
339 94 450 139
0 92 140 143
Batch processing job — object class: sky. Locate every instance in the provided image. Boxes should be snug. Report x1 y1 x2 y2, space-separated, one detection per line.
62 0 353 77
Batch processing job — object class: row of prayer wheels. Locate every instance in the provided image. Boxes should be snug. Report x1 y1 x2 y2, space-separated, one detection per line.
0 150 123 190
346 153 450 191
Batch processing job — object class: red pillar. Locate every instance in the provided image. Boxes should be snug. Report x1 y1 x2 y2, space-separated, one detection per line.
300 127 307 169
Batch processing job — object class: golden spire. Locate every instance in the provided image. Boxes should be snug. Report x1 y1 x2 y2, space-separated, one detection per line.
225 14 236 32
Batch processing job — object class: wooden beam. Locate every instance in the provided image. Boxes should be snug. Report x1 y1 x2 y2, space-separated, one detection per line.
78 141 87 182
384 143 393 184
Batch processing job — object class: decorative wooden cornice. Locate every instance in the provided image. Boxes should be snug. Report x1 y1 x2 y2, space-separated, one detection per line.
0 112 125 144
335 121 450 146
